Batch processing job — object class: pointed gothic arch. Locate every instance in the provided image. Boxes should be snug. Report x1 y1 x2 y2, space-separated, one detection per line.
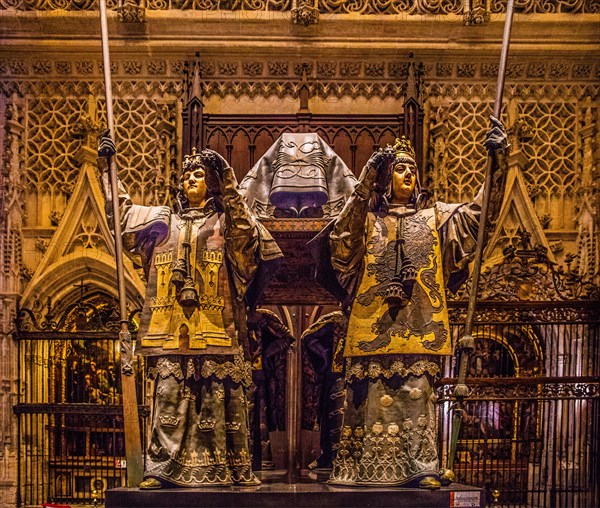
19 162 146 314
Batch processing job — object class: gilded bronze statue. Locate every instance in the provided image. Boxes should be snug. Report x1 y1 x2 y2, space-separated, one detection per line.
97 135 282 488
323 117 508 488
247 308 295 470
301 311 348 470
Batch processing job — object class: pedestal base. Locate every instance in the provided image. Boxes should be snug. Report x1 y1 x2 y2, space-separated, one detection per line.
106 471 485 508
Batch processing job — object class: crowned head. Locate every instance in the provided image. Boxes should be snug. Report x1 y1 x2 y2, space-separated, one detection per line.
393 136 417 165
390 136 420 206
177 148 221 211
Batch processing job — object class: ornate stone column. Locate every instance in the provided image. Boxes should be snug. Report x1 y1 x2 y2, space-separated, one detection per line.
0 92 25 508
575 96 599 284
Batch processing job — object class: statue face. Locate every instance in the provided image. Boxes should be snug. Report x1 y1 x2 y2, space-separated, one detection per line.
391 159 417 204
182 168 208 207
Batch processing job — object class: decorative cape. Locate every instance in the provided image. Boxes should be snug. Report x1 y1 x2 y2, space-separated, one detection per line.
240 132 357 218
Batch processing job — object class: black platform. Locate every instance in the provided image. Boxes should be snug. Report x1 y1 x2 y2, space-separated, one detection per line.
106 471 485 508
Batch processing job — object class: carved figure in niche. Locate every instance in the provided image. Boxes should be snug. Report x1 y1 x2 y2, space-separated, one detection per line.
246 308 294 470
322 117 508 488
240 133 356 219
301 311 348 470
97 135 283 488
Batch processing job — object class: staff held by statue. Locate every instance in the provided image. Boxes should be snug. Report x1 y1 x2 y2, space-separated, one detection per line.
448 0 516 471
98 0 144 487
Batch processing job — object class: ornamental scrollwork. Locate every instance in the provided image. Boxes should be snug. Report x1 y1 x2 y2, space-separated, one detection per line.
317 0 462 15
448 304 599 324
16 294 141 333
2 0 597 13
438 380 600 401
491 0 599 14
450 228 600 302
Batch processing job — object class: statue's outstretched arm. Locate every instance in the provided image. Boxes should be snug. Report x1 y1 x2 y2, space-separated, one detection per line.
96 132 170 273
330 150 391 275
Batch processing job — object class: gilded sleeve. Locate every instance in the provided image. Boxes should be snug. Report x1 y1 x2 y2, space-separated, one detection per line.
221 165 261 297
329 168 375 277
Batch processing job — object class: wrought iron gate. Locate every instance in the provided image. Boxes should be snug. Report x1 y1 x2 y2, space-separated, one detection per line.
14 294 148 507
440 302 600 507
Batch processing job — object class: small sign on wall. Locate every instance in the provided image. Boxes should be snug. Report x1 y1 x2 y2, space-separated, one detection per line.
450 491 482 508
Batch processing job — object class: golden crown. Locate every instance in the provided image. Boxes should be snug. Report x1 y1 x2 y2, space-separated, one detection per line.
225 421 242 432
393 136 416 161
181 147 207 172
159 415 180 427
198 418 216 431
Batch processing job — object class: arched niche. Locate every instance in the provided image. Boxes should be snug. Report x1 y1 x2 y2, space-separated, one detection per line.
20 253 145 323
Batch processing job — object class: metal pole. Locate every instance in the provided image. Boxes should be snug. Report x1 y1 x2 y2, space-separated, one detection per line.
99 0 144 487
285 305 303 483
448 0 516 471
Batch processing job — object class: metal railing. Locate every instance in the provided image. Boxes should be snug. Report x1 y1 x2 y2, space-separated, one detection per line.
14 333 148 507
439 305 600 507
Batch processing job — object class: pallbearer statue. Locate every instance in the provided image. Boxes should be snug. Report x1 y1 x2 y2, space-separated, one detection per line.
247 308 295 470
301 311 348 470
97 135 282 488
323 118 508 488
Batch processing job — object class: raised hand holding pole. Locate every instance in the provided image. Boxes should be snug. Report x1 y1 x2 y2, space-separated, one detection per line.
448 0 515 472
99 0 144 486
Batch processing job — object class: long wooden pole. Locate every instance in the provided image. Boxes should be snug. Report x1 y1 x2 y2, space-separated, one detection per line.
448 0 515 471
99 0 144 487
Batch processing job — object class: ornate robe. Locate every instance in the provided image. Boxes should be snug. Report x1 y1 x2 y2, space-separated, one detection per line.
327 175 489 486
137 211 252 356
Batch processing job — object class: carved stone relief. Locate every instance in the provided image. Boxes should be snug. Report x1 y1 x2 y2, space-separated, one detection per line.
1 56 598 88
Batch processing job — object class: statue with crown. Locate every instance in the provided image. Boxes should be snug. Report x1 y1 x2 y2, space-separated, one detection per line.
320 117 509 489
97 136 283 489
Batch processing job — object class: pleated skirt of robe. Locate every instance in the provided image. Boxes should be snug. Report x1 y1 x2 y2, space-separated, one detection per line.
144 355 257 487
329 355 442 486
